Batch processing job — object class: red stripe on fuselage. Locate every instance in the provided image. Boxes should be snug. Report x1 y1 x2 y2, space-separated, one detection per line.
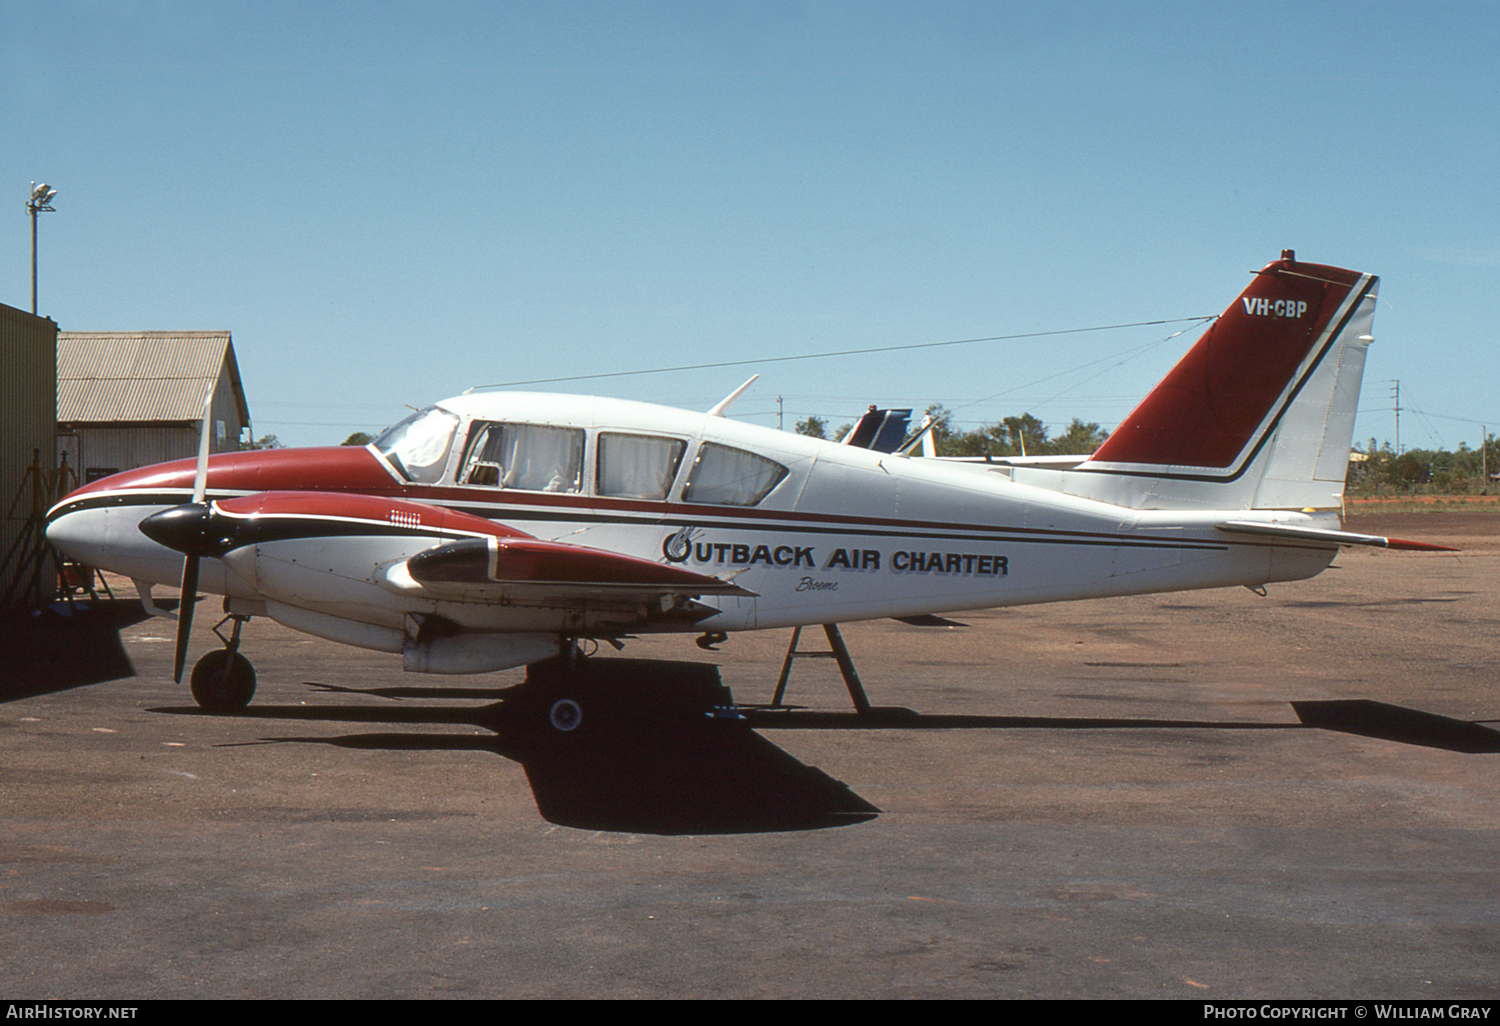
1089 259 1365 469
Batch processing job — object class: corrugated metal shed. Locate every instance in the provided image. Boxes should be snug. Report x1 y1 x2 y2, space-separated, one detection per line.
57 331 253 477
58 331 249 425
1 302 59 611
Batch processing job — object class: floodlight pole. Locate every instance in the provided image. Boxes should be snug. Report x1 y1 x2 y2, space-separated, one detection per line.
30 204 37 314
25 183 57 315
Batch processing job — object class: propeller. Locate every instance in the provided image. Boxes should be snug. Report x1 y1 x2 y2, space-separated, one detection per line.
139 397 214 683
176 396 213 682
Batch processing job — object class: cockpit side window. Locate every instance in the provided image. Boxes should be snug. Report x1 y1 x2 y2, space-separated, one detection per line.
373 407 461 484
681 442 789 506
596 433 686 500
461 422 584 493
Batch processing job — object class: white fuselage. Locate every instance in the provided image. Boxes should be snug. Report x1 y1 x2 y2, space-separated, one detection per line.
47 392 1337 654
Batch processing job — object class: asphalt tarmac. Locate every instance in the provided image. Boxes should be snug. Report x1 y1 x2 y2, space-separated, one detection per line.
2 511 1497 1000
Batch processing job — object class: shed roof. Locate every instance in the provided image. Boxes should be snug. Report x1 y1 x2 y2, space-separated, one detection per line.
57 331 250 425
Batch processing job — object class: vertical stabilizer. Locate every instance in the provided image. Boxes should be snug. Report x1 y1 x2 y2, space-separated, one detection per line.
1067 251 1377 511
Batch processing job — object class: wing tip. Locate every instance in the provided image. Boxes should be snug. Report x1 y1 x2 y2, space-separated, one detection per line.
1382 537 1461 553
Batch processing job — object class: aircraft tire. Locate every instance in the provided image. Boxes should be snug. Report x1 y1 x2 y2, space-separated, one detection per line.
190 650 257 712
548 697 583 733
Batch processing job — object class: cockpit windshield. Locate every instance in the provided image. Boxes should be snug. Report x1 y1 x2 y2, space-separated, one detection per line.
373 406 461 484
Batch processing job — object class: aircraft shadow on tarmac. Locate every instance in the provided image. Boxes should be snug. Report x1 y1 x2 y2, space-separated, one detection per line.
742 701 1500 755
14 605 1492 834
0 601 144 699
163 658 884 835
148 656 1500 835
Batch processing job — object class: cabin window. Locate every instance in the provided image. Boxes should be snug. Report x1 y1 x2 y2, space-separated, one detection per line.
374 407 461 484
682 443 788 506
462 422 584 493
596 433 686 500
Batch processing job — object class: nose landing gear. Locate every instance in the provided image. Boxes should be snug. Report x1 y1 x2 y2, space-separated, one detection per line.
189 613 256 712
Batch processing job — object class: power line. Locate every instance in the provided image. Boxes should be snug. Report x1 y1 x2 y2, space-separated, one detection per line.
470 316 1216 391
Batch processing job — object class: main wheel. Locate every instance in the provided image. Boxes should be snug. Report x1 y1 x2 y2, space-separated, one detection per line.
190 650 257 712
549 697 583 732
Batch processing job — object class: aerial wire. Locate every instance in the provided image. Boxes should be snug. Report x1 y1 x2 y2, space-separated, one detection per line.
941 319 1212 418
470 316 1216 391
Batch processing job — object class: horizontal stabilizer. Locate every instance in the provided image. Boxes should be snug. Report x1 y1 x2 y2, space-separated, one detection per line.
1215 520 1458 552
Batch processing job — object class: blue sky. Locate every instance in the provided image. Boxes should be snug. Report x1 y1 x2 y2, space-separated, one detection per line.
7 1 1498 451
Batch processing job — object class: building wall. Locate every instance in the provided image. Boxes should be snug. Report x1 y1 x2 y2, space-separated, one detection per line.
0 303 59 611
209 351 249 451
55 331 252 477
57 379 247 479
57 424 202 481
56 350 250 480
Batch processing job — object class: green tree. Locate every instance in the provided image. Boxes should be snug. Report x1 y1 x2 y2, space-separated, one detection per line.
1046 418 1108 456
935 412 1047 458
342 432 375 446
1000 414 1047 457
795 416 827 440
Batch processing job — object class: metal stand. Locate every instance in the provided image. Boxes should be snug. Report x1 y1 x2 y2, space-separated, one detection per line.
771 623 872 715
59 559 114 602
2 449 76 611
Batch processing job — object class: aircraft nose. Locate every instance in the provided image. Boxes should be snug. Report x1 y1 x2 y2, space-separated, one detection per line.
46 507 103 566
139 504 237 557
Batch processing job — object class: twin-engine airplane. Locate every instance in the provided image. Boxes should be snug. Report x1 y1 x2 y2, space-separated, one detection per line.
46 251 1449 714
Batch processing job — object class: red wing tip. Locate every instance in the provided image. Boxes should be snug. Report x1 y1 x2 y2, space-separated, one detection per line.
1384 538 1460 552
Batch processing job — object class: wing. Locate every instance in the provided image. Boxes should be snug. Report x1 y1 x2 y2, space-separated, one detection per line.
389 535 756 605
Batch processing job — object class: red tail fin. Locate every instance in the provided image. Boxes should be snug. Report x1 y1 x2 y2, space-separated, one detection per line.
1089 251 1373 472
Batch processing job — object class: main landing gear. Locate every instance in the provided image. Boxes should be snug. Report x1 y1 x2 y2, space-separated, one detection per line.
536 636 593 735
517 640 739 741
517 624 879 743
189 613 256 713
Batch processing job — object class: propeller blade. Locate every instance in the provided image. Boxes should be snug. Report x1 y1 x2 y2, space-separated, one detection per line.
171 395 213 683
193 394 212 505
173 554 200 684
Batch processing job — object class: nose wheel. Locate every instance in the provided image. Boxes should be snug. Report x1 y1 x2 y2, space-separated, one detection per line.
190 649 257 712
188 613 257 712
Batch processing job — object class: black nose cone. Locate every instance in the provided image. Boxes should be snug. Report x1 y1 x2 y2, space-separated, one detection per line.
139 504 237 557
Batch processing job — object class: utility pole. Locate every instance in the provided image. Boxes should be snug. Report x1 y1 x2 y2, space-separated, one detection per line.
25 182 58 315
1391 380 1401 455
